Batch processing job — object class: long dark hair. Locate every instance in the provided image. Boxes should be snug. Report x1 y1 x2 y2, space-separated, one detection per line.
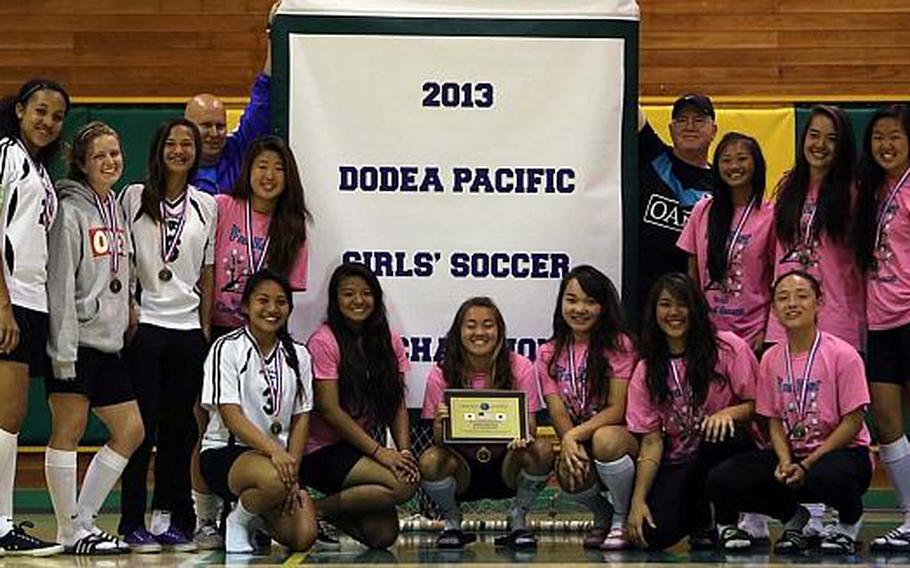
140 118 202 222
853 105 910 272
547 265 631 406
440 296 514 390
707 132 767 283
774 105 855 247
230 136 312 274
326 262 403 426
0 78 70 166
640 273 725 407
241 269 305 405
66 121 121 185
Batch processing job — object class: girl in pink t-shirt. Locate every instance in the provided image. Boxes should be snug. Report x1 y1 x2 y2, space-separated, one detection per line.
299 262 416 550
626 273 758 551
212 135 311 336
707 270 871 555
420 297 552 550
767 105 865 351
195 136 312 542
677 132 774 350
538 266 638 550
853 106 910 551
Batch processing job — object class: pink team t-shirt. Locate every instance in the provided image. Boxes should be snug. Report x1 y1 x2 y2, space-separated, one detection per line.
677 197 775 345
765 181 866 349
866 176 910 330
421 352 541 420
212 194 309 328
626 331 758 464
756 331 871 458
536 334 636 423
304 323 410 454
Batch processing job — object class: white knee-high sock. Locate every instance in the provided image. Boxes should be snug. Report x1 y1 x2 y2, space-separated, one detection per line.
0 427 17 536
880 437 910 529
193 490 223 529
76 445 128 531
422 477 462 531
569 483 610 529
225 498 257 553
509 471 549 531
595 456 635 528
45 447 77 543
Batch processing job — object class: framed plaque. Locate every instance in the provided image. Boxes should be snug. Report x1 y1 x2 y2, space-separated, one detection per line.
442 389 528 444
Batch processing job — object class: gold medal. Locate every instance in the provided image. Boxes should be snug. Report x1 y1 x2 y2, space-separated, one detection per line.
476 446 492 463
158 267 173 281
109 278 122 294
791 423 806 440
270 421 282 435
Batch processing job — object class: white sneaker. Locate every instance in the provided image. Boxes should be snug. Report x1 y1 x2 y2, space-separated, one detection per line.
738 513 769 541
224 509 255 554
871 526 910 551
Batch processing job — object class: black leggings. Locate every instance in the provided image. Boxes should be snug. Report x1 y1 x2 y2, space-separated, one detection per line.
708 447 872 526
118 324 207 534
642 431 755 550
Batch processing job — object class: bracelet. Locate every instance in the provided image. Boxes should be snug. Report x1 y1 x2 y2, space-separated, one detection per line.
796 461 809 474
370 442 381 458
400 448 413 454
636 456 660 466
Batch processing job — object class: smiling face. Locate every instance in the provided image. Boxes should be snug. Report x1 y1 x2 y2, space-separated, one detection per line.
80 134 123 193
15 89 67 155
460 305 500 361
718 139 755 190
162 124 197 176
669 107 717 157
803 113 837 175
250 149 286 207
561 278 602 341
655 288 690 349
772 273 820 331
245 279 290 337
337 275 375 327
870 116 910 179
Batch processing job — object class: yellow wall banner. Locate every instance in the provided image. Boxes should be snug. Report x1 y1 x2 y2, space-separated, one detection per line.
643 106 796 199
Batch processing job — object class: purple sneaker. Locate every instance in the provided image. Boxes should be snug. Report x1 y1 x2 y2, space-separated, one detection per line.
121 528 162 554
154 527 197 552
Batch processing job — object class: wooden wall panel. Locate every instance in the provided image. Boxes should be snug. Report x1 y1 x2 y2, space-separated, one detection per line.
0 0 907 101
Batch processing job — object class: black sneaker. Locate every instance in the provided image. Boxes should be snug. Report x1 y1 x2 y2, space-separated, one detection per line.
315 520 340 551
719 526 753 551
0 521 65 556
774 528 810 555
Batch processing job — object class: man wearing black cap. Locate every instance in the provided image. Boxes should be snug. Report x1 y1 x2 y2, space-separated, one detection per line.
634 93 717 318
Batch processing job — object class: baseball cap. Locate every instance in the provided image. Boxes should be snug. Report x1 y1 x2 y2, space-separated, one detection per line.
672 93 715 119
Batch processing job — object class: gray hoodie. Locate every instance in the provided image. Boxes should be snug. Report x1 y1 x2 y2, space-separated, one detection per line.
47 179 132 379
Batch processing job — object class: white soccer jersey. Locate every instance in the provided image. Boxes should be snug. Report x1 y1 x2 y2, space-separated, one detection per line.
120 183 216 329
0 137 57 312
202 327 314 452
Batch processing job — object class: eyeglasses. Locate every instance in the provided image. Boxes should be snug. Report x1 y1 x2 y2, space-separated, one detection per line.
672 116 710 127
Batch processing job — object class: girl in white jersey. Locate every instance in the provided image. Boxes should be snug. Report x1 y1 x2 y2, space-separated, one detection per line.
0 78 70 557
44 122 144 555
201 269 316 553
117 118 217 552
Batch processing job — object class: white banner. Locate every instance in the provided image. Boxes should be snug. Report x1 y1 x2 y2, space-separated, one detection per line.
276 1 639 407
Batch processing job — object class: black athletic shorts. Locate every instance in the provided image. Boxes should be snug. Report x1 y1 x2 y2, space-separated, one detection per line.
867 323 910 385
45 347 134 407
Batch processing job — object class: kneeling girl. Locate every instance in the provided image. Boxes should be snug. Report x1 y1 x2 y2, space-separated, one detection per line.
626 273 758 550
421 297 553 549
200 270 316 553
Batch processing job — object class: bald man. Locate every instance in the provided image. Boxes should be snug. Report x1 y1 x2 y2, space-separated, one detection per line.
184 1 279 194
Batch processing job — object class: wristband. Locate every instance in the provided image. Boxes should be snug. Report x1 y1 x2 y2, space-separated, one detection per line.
370 442 381 458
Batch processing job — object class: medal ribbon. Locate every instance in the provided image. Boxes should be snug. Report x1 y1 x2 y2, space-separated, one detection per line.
245 201 271 274
875 166 910 252
668 360 698 433
259 342 283 418
159 194 188 266
566 339 588 420
92 192 120 275
784 331 822 430
726 198 756 268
